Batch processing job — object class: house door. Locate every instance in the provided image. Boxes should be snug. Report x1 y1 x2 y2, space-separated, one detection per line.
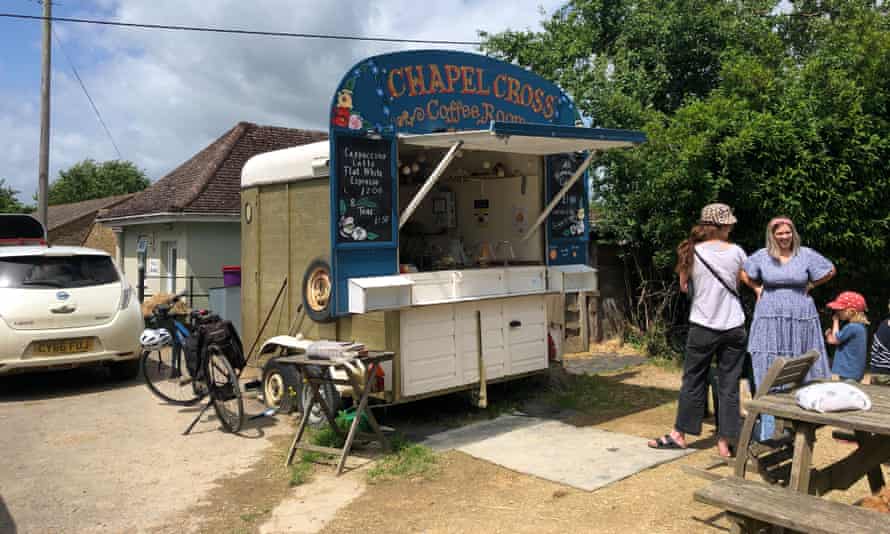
160 241 177 293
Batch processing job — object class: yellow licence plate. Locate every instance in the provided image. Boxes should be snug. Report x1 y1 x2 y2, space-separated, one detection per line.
33 338 94 356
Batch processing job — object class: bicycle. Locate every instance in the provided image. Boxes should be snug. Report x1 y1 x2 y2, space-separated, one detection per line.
140 292 244 433
140 299 205 405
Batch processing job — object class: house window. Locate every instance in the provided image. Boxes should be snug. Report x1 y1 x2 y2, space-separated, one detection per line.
160 240 177 293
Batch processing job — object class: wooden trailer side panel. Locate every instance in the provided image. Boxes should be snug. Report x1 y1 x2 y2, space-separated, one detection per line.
288 179 336 340
242 178 336 351
258 183 290 339
241 187 260 352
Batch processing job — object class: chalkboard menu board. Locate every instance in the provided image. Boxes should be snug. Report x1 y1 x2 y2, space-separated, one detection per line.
546 153 587 240
335 136 394 243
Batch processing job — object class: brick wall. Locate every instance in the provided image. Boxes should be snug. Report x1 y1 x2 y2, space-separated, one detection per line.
47 215 94 247
83 222 118 257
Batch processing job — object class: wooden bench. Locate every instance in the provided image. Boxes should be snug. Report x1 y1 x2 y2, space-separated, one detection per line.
695 477 890 533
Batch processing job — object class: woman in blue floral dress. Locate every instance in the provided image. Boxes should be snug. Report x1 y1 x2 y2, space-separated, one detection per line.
741 216 836 440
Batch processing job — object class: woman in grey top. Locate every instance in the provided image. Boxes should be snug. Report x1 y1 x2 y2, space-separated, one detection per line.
649 203 747 458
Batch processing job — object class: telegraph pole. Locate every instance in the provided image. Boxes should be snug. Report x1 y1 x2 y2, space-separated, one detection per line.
37 0 52 227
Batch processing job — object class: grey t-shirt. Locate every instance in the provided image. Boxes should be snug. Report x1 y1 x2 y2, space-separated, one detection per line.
689 242 747 331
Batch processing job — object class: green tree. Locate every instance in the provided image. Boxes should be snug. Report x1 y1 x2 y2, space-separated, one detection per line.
0 179 30 213
483 0 890 337
49 159 149 205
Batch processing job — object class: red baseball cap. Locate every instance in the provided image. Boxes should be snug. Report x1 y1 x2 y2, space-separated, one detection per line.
826 291 867 312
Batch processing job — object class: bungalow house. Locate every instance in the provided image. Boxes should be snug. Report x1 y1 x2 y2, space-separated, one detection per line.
37 193 134 255
97 122 327 308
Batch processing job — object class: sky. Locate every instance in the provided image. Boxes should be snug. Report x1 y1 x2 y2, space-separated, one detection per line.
0 0 564 203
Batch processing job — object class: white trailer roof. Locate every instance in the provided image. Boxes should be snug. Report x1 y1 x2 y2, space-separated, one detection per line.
241 140 330 189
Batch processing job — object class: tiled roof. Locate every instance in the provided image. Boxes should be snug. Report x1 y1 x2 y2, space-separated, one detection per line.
101 122 328 219
41 193 134 231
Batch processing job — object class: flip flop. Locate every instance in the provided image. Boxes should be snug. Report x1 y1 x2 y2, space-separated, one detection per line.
648 434 686 450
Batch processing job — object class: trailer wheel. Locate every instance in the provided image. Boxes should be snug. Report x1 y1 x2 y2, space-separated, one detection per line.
302 258 335 323
262 358 300 414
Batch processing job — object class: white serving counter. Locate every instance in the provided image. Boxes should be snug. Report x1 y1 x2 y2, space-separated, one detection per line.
348 264 596 314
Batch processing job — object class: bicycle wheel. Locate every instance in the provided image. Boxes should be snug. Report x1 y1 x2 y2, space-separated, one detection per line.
206 345 244 433
141 348 205 405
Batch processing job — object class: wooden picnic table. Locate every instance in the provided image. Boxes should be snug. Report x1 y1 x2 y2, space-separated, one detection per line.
282 350 393 476
735 382 890 497
694 355 890 533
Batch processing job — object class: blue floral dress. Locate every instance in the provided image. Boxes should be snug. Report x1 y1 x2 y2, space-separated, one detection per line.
744 247 834 440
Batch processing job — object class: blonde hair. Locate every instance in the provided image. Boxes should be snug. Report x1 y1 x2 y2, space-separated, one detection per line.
766 217 801 259
849 311 870 325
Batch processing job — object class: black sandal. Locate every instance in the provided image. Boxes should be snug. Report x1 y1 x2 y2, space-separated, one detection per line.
648 434 686 450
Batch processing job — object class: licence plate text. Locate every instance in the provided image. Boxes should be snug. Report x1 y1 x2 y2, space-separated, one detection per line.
33 338 93 356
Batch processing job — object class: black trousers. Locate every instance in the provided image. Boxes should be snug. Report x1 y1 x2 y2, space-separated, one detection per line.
675 324 747 441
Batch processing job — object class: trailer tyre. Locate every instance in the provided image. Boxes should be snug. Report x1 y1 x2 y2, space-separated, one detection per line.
262 358 300 414
302 258 335 323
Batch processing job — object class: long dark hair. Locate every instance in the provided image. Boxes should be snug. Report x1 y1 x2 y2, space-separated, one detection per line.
675 224 724 277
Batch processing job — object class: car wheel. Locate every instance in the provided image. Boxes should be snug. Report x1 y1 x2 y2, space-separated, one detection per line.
109 358 140 381
262 358 300 414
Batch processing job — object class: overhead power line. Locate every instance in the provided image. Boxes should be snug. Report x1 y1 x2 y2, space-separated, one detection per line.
51 27 122 159
0 12 482 46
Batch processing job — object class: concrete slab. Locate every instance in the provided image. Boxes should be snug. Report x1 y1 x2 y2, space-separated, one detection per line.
424 415 692 492
420 414 546 452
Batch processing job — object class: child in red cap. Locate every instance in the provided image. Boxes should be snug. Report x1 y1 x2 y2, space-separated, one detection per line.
825 291 870 382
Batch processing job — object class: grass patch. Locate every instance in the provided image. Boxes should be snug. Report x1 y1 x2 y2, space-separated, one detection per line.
624 322 685 361
289 457 314 486
312 424 346 449
544 370 677 422
238 511 263 523
367 437 439 484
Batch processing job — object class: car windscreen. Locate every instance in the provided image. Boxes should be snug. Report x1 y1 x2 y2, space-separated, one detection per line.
0 254 120 289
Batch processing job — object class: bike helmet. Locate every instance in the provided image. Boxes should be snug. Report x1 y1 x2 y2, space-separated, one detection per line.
140 328 172 350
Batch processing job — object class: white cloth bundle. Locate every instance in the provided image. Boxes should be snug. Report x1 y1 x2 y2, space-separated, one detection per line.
795 382 872 413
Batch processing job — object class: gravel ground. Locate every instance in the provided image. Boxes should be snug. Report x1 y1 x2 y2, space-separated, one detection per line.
0 366 288 534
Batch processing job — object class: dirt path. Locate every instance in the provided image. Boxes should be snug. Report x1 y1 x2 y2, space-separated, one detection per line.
320 359 884 534
5 355 880 534
0 367 290 534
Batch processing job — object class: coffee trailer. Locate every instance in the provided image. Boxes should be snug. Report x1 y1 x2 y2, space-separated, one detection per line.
241 50 644 412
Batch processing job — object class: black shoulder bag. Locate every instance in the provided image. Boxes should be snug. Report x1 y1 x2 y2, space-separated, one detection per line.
693 249 743 303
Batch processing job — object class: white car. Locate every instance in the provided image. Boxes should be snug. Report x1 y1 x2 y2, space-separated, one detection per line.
0 225 143 378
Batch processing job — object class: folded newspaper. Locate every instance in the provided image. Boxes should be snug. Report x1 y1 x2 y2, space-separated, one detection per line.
305 340 367 361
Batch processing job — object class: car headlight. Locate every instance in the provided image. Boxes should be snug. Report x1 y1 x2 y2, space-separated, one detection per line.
120 284 133 310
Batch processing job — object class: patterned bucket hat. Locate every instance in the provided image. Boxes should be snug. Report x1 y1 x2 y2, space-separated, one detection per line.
699 203 737 226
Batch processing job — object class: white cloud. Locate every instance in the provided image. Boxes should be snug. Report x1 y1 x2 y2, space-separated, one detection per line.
1 0 561 202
